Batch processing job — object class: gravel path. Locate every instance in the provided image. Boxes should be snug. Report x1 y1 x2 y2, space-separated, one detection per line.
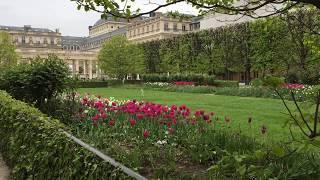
0 155 9 180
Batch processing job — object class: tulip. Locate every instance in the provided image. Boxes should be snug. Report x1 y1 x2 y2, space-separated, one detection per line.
129 119 137 127
143 129 149 138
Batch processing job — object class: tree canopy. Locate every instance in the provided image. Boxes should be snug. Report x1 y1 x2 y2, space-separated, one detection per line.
0 31 18 70
72 0 320 19
98 36 145 80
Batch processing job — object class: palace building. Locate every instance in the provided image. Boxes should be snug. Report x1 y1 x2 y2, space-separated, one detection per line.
1 12 255 79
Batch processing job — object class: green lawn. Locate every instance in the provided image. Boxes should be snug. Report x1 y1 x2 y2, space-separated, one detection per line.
78 87 296 141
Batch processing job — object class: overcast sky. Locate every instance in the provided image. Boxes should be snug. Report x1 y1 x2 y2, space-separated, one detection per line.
0 0 197 37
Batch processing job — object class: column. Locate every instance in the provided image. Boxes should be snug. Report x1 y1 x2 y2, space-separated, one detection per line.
96 62 99 78
88 60 93 79
75 60 79 76
83 60 86 77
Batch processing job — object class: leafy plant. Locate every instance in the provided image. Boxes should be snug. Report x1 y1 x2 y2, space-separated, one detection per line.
0 55 72 107
0 91 129 179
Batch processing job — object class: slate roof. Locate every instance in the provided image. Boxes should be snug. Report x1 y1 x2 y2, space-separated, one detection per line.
93 14 128 27
0 25 55 33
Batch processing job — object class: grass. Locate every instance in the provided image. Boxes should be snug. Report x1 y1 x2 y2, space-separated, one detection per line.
77 87 297 141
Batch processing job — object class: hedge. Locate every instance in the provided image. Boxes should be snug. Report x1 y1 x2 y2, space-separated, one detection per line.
75 80 142 88
0 91 130 179
213 80 239 87
76 81 109 88
141 73 216 85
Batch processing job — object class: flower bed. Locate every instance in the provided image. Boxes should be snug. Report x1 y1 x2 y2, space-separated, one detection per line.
70 95 320 179
173 81 195 86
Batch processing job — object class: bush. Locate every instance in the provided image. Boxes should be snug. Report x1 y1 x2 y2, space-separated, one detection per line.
213 80 239 87
0 90 129 179
144 83 216 93
142 73 216 85
0 55 72 107
214 87 278 98
250 79 264 87
76 81 109 88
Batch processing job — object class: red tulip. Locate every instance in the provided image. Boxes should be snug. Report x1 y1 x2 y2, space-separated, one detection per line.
143 129 149 138
203 114 210 121
109 120 115 127
129 119 137 127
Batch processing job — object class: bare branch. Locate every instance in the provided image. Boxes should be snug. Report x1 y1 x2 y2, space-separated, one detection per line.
290 91 313 134
275 89 310 137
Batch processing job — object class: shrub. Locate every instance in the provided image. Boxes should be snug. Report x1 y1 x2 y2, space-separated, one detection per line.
262 76 285 89
0 90 129 179
76 81 109 88
213 80 239 87
0 55 72 107
144 83 216 93
250 79 264 87
142 73 216 85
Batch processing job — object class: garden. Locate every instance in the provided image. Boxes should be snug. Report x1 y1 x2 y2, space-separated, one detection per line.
1 7 320 179
0 56 320 179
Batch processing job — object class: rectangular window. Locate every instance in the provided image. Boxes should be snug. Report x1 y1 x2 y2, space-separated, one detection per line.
22 36 26 44
182 24 186 31
173 23 177 31
151 25 154 31
29 37 33 44
164 23 169 31
157 23 160 31
147 26 149 32
51 38 54 45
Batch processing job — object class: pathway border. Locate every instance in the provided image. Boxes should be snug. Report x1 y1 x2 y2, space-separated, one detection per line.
0 155 9 180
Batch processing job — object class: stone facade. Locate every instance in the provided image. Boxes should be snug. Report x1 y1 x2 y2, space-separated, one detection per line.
0 25 98 79
2 12 258 80
127 12 193 43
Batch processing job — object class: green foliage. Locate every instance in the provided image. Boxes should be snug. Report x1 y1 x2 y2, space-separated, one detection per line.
250 79 264 87
209 148 320 179
98 36 145 80
0 31 18 71
0 91 129 179
141 73 216 85
144 83 216 94
213 80 239 87
0 55 72 107
139 10 320 84
262 76 285 89
76 81 109 88
72 0 320 20
214 87 278 99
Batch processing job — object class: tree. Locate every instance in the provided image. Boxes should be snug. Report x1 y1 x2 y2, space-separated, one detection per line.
98 36 145 80
72 0 320 20
0 31 18 71
0 54 72 107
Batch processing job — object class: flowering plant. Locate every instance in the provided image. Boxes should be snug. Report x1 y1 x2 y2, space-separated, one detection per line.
173 81 195 86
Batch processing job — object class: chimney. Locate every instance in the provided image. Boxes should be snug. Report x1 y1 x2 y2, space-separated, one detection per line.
55 28 59 33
